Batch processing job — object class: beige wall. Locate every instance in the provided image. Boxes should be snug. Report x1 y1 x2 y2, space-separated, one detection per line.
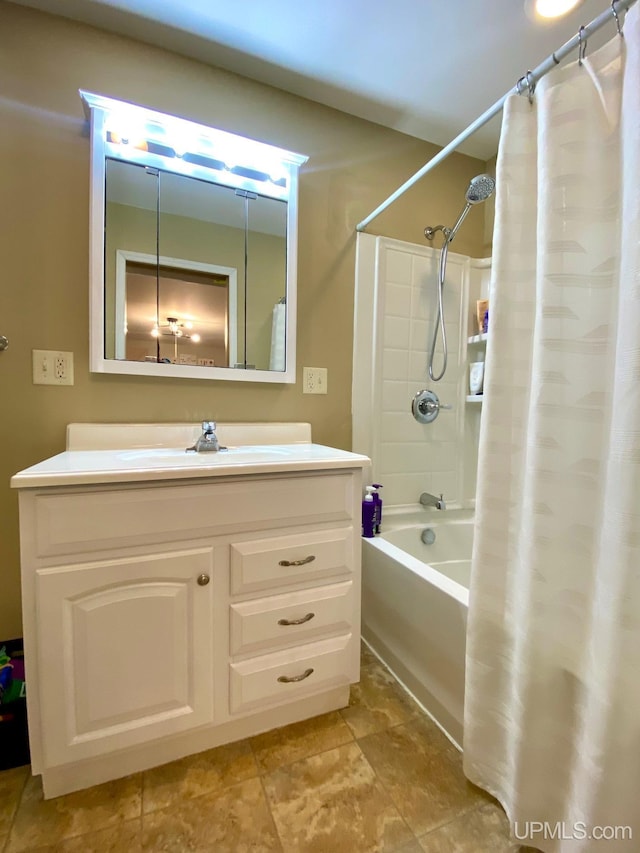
0 0 485 637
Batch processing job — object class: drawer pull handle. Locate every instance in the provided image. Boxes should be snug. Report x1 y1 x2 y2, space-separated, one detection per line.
278 612 315 626
197 574 210 586
278 555 316 567
277 668 314 684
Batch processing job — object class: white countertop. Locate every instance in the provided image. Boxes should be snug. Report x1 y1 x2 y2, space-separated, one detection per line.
11 422 370 489
11 443 370 489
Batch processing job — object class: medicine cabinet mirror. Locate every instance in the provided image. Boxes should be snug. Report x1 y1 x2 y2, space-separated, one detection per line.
81 91 308 383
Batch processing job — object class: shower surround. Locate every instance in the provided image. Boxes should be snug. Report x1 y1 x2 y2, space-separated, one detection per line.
353 233 489 509
353 233 489 741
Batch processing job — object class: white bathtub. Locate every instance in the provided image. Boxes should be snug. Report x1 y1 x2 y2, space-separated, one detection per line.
361 509 472 746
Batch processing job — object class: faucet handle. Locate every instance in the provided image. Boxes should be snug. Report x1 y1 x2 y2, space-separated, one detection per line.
202 421 217 433
412 390 451 424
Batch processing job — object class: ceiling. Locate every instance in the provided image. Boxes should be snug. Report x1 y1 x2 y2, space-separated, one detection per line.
13 0 621 159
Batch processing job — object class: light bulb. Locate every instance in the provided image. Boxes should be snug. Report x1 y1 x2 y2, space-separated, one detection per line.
191 334 201 343
526 0 584 19
171 129 199 159
106 112 148 149
150 327 159 338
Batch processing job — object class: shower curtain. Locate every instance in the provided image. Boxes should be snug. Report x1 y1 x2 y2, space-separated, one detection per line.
464 6 640 852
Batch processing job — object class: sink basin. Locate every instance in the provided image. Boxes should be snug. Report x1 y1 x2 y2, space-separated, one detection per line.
118 445 298 463
65 421 313 451
11 425 370 489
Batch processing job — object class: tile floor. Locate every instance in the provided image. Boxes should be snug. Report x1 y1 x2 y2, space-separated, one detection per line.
0 644 539 852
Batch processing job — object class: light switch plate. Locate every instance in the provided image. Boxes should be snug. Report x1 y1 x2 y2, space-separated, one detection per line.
303 367 328 394
33 350 74 385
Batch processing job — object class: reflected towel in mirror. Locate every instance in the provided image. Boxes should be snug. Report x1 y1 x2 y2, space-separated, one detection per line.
269 300 286 371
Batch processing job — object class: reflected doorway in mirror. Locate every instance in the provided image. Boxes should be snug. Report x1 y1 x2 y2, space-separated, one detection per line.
113 251 238 367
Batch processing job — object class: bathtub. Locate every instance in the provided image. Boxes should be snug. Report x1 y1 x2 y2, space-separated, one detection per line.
361 508 472 746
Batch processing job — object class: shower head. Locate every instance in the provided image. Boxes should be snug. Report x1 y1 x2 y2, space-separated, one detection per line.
446 173 496 243
424 173 496 244
465 173 496 205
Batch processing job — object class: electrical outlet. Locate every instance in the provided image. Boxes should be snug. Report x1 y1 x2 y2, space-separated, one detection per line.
303 366 328 395
33 350 74 386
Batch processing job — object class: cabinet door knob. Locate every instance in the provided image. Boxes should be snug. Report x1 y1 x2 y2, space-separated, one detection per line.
277 668 314 683
278 612 315 626
197 573 210 586
278 555 316 567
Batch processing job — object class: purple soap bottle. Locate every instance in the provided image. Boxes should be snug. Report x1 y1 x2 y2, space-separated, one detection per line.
362 492 376 538
371 483 383 533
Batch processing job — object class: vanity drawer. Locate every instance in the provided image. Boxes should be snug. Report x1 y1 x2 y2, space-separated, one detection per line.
230 580 353 656
30 472 356 559
229 634 354 715
230 527 354 595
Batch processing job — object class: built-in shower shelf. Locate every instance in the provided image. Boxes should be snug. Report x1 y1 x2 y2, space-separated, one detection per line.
468 333 488 344
466 395 484 404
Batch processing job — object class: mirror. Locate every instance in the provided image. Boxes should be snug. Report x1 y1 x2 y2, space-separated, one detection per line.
82 91 307 383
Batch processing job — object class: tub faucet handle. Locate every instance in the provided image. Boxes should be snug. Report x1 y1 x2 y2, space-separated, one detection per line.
412 389 451 424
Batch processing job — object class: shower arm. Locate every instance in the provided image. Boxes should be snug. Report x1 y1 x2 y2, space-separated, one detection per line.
424 224 450 241
424 201 472 244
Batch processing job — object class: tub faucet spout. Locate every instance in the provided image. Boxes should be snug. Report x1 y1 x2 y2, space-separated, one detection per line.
420 492 446 510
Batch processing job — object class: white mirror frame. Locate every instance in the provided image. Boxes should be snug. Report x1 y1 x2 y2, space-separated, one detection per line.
81 90 308 383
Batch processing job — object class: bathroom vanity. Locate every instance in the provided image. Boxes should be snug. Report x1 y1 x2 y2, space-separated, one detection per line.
11 423 368 797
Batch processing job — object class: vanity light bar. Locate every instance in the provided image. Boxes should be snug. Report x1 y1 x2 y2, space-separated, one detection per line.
80 90 308 201
105 130 288 188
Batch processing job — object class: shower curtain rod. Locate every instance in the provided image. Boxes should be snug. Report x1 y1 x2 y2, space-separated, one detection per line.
356 0 637 232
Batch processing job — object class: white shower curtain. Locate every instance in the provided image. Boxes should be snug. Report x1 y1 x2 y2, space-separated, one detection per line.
464 6 640 852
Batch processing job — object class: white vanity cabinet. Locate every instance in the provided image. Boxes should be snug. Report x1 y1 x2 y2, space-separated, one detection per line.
13 425 367 798
226 526 356 715
35 547 216 767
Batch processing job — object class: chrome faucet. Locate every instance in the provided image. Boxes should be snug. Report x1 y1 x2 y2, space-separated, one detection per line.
420 492 446 510
186 421 225 453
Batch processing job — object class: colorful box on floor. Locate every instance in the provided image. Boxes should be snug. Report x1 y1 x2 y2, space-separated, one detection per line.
0 638 30 770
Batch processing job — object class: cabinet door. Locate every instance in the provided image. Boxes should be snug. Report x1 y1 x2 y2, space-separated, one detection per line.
36 548 215 767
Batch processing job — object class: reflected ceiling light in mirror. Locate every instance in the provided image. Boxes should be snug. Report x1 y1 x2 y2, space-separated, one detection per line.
151 317 200 342
525 0 584 19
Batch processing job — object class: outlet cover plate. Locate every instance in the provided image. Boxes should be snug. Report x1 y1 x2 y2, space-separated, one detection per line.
33 350 74 385
303 366 328 394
